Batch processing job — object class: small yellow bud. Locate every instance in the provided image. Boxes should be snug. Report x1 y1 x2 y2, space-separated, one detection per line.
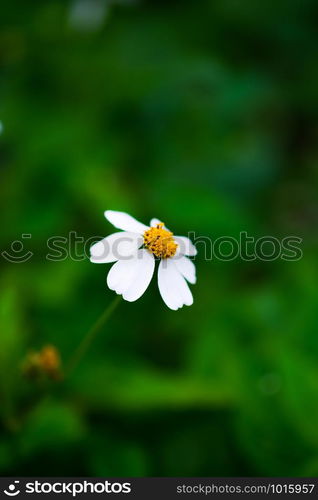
22 345 62 381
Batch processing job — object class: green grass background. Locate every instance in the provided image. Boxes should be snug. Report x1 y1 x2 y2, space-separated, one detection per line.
1 0 318 476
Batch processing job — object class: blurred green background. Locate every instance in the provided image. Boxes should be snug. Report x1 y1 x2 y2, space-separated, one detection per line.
1 0 318 477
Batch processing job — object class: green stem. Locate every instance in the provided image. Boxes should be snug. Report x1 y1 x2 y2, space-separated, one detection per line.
66 295 121 376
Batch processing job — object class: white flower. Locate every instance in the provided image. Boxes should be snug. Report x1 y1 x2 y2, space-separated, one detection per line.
90 210 197 310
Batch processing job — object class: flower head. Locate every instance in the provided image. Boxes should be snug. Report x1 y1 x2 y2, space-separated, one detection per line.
90 210 197 310
143 223 178 258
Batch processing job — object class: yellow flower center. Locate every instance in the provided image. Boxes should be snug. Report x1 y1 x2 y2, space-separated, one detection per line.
144 223 178 259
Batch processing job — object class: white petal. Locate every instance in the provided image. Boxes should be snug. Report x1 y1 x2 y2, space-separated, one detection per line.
158 260 181 310
107 249 154 301
158 259 193 310
150 218 161 227
105 210 148 234
174 236 197 256
172 255 196 284
107 257 139 295
90 232 143 263
171 263 193 306
107 260 127 290
123 249 155 302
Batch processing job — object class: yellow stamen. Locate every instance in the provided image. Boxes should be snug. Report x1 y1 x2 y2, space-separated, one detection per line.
144 223 178 259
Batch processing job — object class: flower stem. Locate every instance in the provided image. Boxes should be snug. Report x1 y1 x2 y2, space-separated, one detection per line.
66 295 121 376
